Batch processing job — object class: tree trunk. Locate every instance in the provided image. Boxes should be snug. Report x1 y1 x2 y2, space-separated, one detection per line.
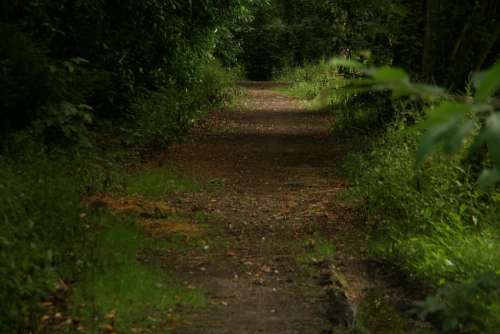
422 0 438 79
475 22 500 71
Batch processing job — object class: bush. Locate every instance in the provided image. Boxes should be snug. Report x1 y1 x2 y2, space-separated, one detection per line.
345 125 500 284
125 61 239 150
0 147 93 332
418 273 500 334
277 60 339 99
276 61 412 135
339 114 500 332
196 60 242 107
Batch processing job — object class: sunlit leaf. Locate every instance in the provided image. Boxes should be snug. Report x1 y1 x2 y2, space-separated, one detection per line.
424 102 471 125
417 118 461 165
473 62 500 103
416 102 472 164
371 66 409 83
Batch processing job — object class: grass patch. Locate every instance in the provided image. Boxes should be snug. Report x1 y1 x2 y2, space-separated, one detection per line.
299 237 336 267
72 214 207 333
126 166 201 199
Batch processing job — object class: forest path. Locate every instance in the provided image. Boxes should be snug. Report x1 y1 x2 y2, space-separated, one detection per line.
157 82 365 333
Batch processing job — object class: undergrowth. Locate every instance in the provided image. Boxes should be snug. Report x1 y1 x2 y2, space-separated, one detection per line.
0 148 90 333
72 215 207 333
344 110 500 333
279 62 500 333
0 61 237 331
277 60 404 135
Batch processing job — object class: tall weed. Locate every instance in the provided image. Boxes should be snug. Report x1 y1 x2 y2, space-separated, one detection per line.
345 125 500 285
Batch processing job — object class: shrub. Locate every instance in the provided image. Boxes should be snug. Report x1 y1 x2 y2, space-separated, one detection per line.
277 60 339 99
341 115 500 332
345 125 500 284
417 273 500 334
126 61 239 150
0 148 92 331
196 60 242 107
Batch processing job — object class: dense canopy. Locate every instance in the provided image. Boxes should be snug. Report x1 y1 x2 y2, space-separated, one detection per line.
1 1 499 333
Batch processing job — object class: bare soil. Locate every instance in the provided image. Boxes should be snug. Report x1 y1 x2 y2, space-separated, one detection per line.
150 82 371 334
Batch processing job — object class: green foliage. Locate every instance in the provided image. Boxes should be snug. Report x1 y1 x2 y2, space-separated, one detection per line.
0 2 245 329
125 61 239 149
339 118 499 332
239 0 421 79
276 61 406 134
72 217 207 332
240 0 499 86
196 61 243 107
237 1 291 79
1 1 250 146
126 87 196 149
0 148 93 332
334 59 500 188
345 124 500 280
0 25 99 146
277 60 341 100
355 290 407 334
298 237 336 268
417 273 500 334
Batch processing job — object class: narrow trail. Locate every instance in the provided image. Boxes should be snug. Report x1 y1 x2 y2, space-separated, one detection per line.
158 82 369 333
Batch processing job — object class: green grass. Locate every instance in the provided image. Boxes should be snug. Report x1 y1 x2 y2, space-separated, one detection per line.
342 122 500 333
298 237 336 267
72 215 207 333
126 166 202 199
380 225 500 285
343 126 500 286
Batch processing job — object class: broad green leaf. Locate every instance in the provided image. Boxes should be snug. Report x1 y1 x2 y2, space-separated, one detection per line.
442 120 475 154
388 84 414 97
371 66 409 83
478 168 500 190
416 102 472 164
424 102 471 125
473 62 500 103
413 84 447 99
417 118 461 165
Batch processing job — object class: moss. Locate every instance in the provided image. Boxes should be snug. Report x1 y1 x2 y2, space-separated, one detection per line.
355 289 407 334
126 166 202 199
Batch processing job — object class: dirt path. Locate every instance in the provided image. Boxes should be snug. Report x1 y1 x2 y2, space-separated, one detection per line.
158 82 363 333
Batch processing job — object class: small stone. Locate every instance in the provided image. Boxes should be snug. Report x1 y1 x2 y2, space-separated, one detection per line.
262 265 272 273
